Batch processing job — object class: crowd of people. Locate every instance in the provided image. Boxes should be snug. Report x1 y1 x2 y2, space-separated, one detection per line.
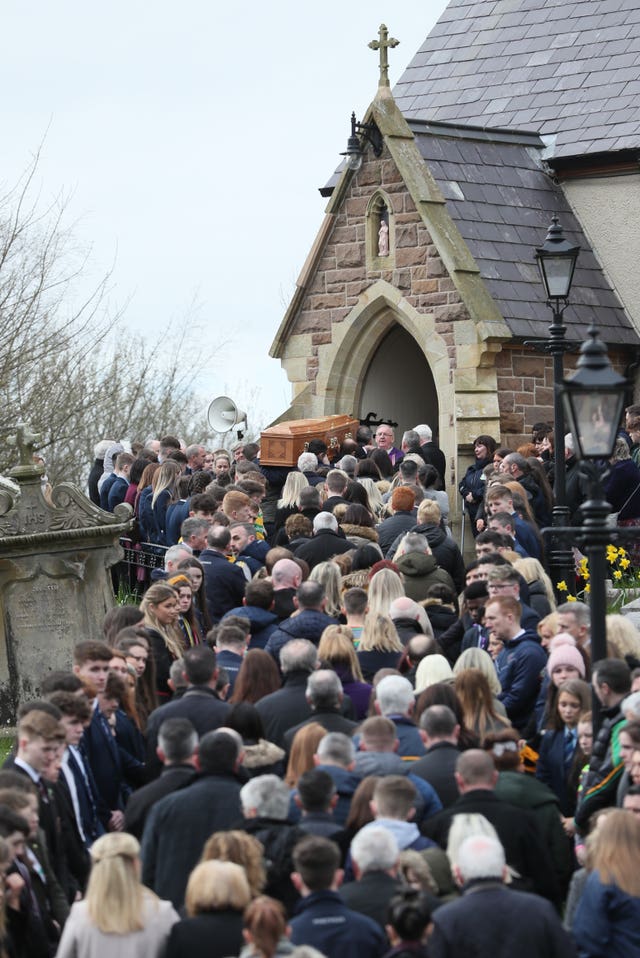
3 417 640 957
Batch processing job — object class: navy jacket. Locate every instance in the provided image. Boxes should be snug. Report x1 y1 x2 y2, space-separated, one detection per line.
199 548 247 623
222 604 279 649
497 630 547 732
573 870 640 958
145 686 230 773
165 499 190 546
141 771 244 908
106 475 129 511
429 881 575 958
536 727 578 816
290 890 386 958
265 609 339 663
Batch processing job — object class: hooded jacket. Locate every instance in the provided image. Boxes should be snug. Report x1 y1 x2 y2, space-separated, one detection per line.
222 604 279 650
496 630 547 732
354 752 442 821
395 552 455 603
387 524 465 592
265 609 339 663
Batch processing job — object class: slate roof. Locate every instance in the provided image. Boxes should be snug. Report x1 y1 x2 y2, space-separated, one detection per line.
394 0 640 158
410 120 637 343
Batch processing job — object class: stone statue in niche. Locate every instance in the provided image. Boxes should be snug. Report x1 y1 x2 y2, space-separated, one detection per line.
378 218 389 257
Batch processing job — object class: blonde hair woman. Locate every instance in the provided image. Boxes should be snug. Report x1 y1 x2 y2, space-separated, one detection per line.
150 460 182 546
166 860 251 958
537 612 560 651
309 561 343 618
414 653 453 694
56 833 178 958
453 647 503 696
140 582 184 700
513 556 556 614
357 613 403 682
274 472 309 537
367 567 405 618
358 477 386 519
573 809 640 954
201 830 266 898
606 613 640 662
318 625 372 720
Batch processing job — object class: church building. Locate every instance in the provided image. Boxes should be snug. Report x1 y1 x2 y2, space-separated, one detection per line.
269 0 640 505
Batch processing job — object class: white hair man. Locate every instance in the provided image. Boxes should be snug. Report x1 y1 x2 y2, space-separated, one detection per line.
313 732 361 826
413 422 446 488
428 834 573 958
339 827 403 928
283 670 357 752
370 675 426 759
241 774 307 911
293 511 353 570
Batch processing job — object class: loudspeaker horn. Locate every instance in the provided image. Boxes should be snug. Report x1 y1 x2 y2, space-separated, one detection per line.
207 396 247 433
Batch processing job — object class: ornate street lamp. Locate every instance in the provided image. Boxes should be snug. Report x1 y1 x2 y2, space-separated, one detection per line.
533 216 581 597
561 325 628 730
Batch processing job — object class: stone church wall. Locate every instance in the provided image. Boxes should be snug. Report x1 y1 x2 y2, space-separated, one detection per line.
291 152 468 392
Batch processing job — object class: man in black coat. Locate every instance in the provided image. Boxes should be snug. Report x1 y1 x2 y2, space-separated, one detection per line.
429 834 574 958
124 717 197 838
141 729 245 909
414 424 446 489
199 525 246 623
283 671 357 753
340 825 405 929
293 512 352 570
423 750 560 906
265 581 338 664
409 705 461 808
256 640 318 747
145 646 229 775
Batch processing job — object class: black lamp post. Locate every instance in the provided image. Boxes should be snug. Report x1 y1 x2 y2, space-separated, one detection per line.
534 216 581 597
561 325 627 732
562 325 627 663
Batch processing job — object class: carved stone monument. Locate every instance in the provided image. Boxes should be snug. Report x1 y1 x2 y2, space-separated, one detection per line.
0 426 133 722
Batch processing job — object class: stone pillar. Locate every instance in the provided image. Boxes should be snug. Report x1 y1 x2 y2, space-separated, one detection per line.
0 429 133 721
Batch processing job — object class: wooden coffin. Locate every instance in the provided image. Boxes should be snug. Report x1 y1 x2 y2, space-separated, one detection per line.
260 415 360 467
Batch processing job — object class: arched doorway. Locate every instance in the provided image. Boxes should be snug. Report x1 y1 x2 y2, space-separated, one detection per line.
359 325 439 442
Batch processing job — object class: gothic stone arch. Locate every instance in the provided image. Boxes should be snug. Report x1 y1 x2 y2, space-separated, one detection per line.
313 279 454 484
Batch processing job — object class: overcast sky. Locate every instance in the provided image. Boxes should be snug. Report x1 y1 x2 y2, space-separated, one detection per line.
0 2 447 434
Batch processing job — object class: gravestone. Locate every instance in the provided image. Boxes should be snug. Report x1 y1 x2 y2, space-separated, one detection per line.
0 426 133 722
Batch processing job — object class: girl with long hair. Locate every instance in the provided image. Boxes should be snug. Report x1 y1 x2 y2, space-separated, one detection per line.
273 472 309 536
309 561 343 619
167 573 202 647
536 677 591 816
150 460 182 545
140 582 184 700
453 668 511 744
318 625 372 720
573 810 640 955
367 568 405 618
177 556 212 635
230 650 281 705
284 722 326 788
357 613 404 682
55 832 178 957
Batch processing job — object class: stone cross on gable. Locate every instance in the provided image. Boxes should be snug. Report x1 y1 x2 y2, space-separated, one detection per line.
368 23 399 88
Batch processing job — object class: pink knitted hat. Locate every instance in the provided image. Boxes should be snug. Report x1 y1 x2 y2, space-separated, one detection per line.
546 642 585 678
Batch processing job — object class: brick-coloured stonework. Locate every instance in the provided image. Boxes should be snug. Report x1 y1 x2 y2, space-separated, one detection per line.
288 146 469 389
495 344 628 449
